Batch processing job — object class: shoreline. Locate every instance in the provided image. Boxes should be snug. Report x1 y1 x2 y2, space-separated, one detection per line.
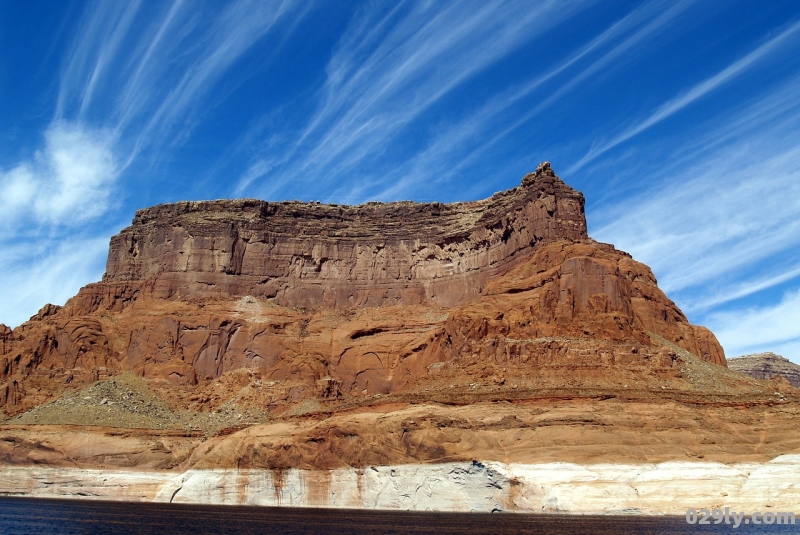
2 456 799 515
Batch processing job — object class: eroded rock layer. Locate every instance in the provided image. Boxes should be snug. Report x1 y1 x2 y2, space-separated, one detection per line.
0 163 727 418
4 457 800 514
103 162 586 309
3 395 800 513
728 353 800 387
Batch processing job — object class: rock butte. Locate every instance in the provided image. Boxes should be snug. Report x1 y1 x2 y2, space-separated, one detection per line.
0 162 726 407
103 161 587 309
1 163 799 513
728 352 800 388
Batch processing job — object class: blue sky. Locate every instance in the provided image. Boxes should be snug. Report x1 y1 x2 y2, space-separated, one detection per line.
1 1 799 363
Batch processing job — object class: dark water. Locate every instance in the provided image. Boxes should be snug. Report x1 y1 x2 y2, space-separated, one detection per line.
0 498 797 534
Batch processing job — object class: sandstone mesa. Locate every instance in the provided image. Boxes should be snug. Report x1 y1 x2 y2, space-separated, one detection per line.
1 163 798 513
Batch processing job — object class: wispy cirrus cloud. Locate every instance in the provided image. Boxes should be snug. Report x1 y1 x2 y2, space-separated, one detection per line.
594 147 800 295
591 72 800 360
592 75 800 296
0 120 119 326
0 236 109 328
238 0 592 198
125 0 304 161
238 0 707 203
57 0 305 163
0 122 117 230
568 18 800 173
1 0 306 326
362 0 700 201
55 0 143 120
706 290 800 358
684 264 800 313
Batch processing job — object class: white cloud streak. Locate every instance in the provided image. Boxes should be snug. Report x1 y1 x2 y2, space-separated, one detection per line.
708 290 800 362
591 73 800 362
364 0 697 201
0 237 109 328
56 0 143 120
569 18 800 172
594 144 800 295
240 0 705 203
54 0 305 168
127 0 301 161
240 0 592 198
684 264 800 313
1 1 305 326
113 0 187 133
0 121 118 325
0 122 117 230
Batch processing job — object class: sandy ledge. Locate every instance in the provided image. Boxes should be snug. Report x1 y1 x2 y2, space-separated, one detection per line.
2 456 799 514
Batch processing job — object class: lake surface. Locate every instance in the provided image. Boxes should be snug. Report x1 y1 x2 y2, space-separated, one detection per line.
0 497 797 534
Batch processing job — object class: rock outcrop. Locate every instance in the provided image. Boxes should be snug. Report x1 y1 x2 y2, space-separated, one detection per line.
4 400 800 514
5 456 800 514
100 162 586 309
728 353 800 388
3 163 800 514
0 164 728 417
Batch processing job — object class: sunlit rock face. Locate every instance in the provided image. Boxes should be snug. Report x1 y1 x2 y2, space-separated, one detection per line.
0 163 725 417
101 162 587 308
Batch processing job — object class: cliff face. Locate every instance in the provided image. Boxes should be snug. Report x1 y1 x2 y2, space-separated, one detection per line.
101 163 586 308
0 163 727 417
728 353 800 387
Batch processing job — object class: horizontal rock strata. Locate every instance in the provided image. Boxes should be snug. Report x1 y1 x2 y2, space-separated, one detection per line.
0 164 731 416
101 163 586 309
1 161 797 516
3 456 800 515
729 353 800 388
0 239 728 414
7 395 800 470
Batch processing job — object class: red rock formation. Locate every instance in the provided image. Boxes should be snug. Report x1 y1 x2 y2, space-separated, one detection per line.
99 162 586 309
0 163 726 415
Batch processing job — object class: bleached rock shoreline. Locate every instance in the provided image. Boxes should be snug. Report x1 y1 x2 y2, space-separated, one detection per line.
2 456 800 514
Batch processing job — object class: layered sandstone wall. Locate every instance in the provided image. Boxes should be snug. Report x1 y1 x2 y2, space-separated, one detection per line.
0 163 728 415
100 162 586 308
729 353 800 387
0 239 727 413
